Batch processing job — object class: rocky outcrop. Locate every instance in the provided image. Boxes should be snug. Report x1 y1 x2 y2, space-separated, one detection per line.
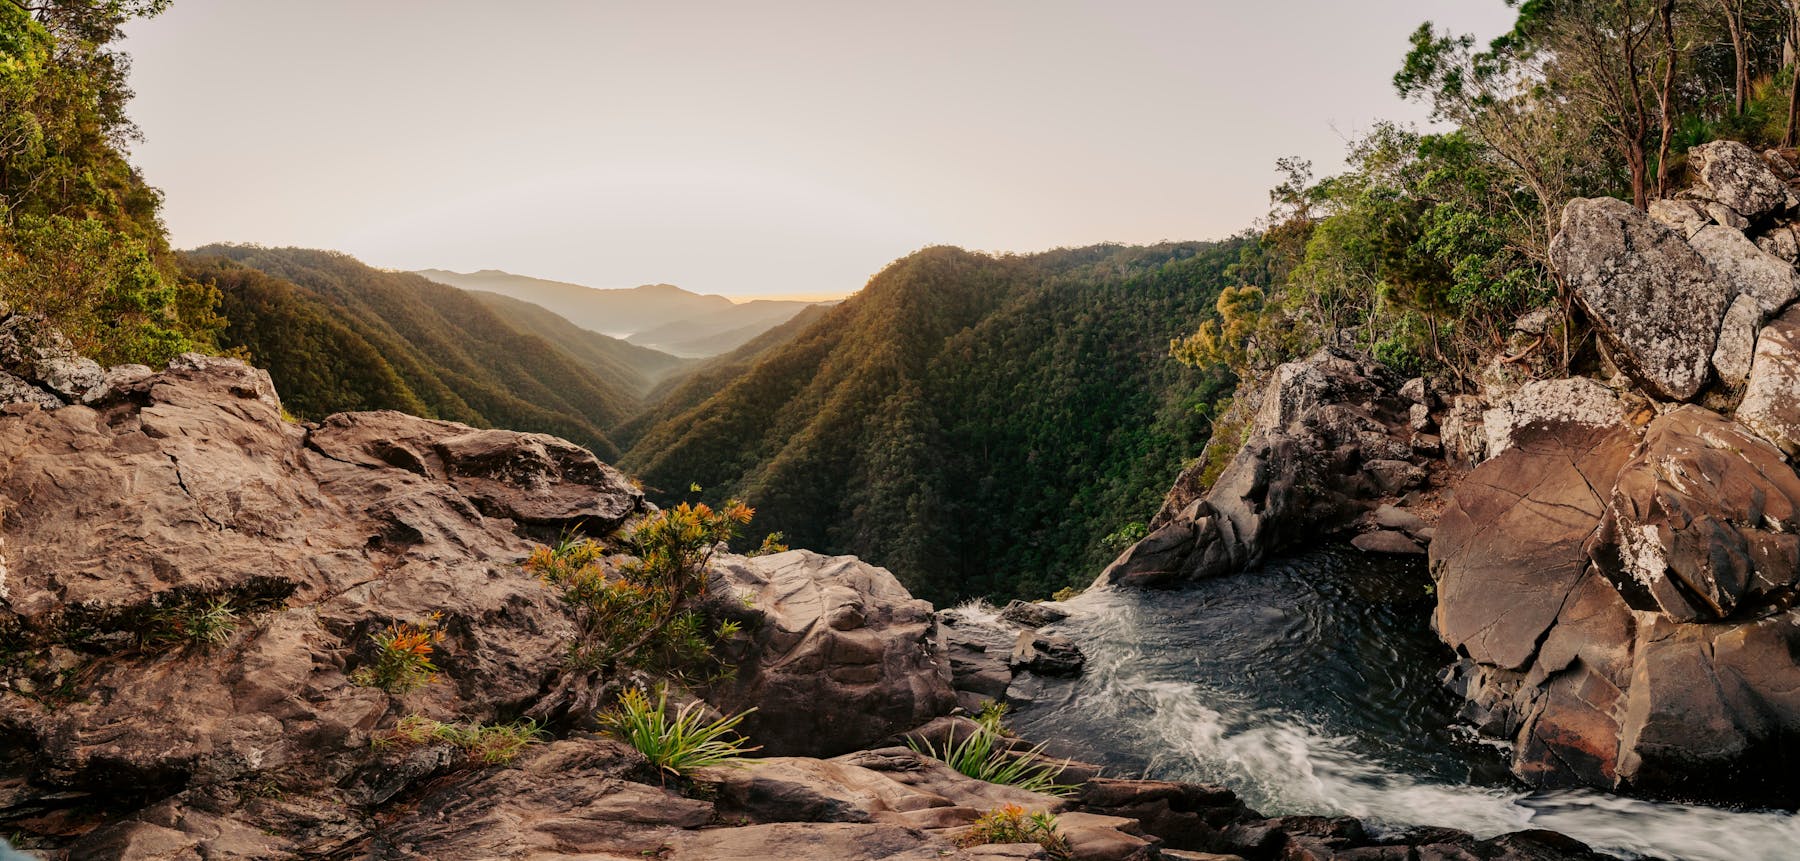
1550 196 1731 400
1095 349 1435 588
703 550 956 757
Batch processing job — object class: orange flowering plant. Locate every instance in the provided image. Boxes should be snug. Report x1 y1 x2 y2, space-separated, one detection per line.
351 612 444 694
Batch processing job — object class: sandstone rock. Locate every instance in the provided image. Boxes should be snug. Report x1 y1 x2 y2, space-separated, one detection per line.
309 410 643 532
999 600 1070 629
1689 224 1800 314
1351 530 1423 555
1602 406 1800 621
704 551 956 757
1690 139 1797 222
1010 631 1085 676
941 609 1017 705
1361 459 1425 494
1550 197 1730 400
1711 292 1764 388
1432 422 1638 670
666 822 951 861
1481 377 1625 458
1737 304 1800 454
1370 504 1427 537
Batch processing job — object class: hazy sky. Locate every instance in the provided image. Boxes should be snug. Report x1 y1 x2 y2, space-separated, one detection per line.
122 1 1514 299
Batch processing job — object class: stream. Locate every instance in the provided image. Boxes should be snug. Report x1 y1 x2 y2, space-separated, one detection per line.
1000 545 1800 861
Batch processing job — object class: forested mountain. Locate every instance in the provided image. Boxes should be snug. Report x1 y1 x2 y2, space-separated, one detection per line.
620 243 1239 602
465 289 693 392
187 247 686 460
414 268 820 356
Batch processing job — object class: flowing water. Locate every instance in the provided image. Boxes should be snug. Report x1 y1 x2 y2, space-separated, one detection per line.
1000 545 1800 861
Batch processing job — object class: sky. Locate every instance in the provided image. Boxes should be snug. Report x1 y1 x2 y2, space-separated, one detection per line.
122 1 1516 299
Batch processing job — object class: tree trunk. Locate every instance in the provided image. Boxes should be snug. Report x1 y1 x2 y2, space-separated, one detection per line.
1722 0 1749 114
1790 0 1800 145
1657 0 1679 198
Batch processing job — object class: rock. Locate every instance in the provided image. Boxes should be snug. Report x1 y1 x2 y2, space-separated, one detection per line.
1737 305 1800 454
703 551 956 757
1647 198 1710 238
308 410 643 532
1351 530 1423 555
1602 406 1800 621
1370 504 1427 537
1010 631 1085 676
666 823 951 861
1433 421 1639 671
1400 377 1427 404
0 370 63 409
1690 139 1797 222
1757 222 1800 263
940 610 1017 706
1688 224 1800 314
1408 402 1432 432
1550 197 1731 400
0 313 104 401
1409 433 1443 458
1361 459 1425 494
998 600 1070 629
1711 293 1764 388
1704 199 1753 230
1097 349 1420 587
1440 395 1488 467
1482 378 1625 458
1056 811 1159 860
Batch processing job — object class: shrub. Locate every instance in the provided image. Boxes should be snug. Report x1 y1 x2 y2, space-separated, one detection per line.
958 804 1072 860
376 715 547 765
598 686 758 778
526 501 755 674
352 614 443 694
150 597 239 650
975 699 1014 736
910 723 1077 797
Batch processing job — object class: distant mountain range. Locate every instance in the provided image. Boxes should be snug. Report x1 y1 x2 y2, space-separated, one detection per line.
412 269 829 357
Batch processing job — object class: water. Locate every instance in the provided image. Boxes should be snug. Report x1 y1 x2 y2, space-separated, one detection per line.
1001 545 1800 861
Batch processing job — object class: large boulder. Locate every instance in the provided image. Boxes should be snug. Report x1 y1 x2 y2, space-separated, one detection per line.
1688 224 1800 316
1433 400 1800 799
1689 139 1797 223
1096 349 1426 587
1602 406 1800 621
0 312 104 403
1737 304 1800 454
704 551 956 757
1550 197 1731 401
1479 377 1626 458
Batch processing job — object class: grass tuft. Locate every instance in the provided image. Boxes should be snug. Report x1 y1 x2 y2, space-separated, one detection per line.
598 685 758 778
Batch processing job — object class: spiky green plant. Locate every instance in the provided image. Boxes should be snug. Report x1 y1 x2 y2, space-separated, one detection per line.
909 723 1077 797
152 597 239 649
598 686 758 777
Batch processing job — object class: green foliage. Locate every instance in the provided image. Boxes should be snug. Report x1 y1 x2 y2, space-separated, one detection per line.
747 531 788 557
0 3 222 364
598 686 758 778
1100 522 1148 553
186 246 662 460
622 243 1243 602
975 699 1014 736
958 804 1072 860
526 501 753 674
908 722 1077 797
149 596 238 650
351 615 443 695
376 714 548 765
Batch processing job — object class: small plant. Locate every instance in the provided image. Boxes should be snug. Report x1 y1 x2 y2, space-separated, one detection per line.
1050 586 1081 603
525 500 755 675
958 804 1071 860
598 685 758 778
375 714 547 765
352 614 443 694
910 723 1077 797
747 531 788 557
151 597 240 649
975 699 1014 736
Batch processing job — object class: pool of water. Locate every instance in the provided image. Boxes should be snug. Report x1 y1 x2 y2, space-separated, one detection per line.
1002 545 1800 861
